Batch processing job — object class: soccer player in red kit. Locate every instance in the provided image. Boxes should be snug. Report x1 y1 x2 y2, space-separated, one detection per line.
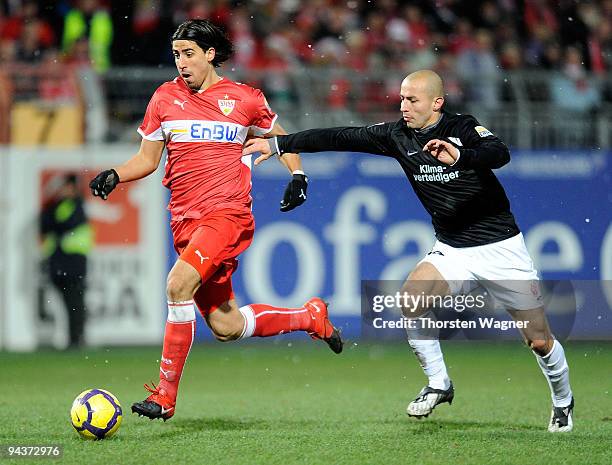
89 19 343 421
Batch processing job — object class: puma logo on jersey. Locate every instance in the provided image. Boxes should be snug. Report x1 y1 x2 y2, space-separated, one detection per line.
195 250 209 264
174 99 188 110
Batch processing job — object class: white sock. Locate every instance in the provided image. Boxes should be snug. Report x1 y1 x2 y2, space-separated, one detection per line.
167 300 195 322
534 340 573 407
407 338 451 390
237 305 255 339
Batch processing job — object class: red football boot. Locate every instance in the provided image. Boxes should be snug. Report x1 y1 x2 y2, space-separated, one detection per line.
304 298 344 354
131 383 176 421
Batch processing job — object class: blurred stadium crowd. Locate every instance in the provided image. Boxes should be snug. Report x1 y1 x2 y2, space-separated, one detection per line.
1 0 610 74
0 0 610 144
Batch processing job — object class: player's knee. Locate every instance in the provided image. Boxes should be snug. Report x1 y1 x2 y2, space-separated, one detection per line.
529 338 553 355
166 275 194 301
400 268 449 318
401 303 427 319
399 286 431 318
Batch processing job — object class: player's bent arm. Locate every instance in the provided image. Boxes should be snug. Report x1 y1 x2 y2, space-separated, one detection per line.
454 138 510 170
115 138 165 182
450 117 511 170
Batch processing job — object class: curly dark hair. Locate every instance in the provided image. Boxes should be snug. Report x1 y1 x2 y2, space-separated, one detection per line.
171 19 234 67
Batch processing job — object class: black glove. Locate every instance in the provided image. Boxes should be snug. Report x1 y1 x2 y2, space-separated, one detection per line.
89 169 119 200
280 173 308 212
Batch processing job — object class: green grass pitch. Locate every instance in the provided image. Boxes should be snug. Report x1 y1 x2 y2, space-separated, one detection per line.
1 341 611 465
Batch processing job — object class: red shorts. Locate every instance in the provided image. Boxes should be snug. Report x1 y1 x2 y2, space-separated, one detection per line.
171 209 254 316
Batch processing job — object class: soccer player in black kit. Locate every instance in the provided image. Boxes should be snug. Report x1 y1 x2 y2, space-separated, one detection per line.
244 70 574 432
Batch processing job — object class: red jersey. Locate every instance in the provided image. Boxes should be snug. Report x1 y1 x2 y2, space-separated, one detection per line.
138 76 277 220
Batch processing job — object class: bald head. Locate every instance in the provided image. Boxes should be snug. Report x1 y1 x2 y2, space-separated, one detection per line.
399 70 445 129
402 70 444 99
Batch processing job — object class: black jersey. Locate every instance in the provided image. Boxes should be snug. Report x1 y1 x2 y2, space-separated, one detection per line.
276 111 520 247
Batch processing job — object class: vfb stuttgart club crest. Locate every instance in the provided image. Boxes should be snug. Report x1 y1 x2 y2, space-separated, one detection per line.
218 96 235 116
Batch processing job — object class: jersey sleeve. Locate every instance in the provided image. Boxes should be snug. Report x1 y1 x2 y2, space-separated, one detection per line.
249 89 278 136
137 89 164 141
276 122 398 157
452 115 510 170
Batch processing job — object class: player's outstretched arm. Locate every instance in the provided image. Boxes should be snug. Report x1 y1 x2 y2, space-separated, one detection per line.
243 124 396 161
89 139 164 200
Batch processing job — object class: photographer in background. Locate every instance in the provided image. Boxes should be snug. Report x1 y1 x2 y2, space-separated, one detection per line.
40 173 93 349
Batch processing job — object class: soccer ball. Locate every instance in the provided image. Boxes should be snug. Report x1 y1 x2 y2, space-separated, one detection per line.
70 389 122 440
